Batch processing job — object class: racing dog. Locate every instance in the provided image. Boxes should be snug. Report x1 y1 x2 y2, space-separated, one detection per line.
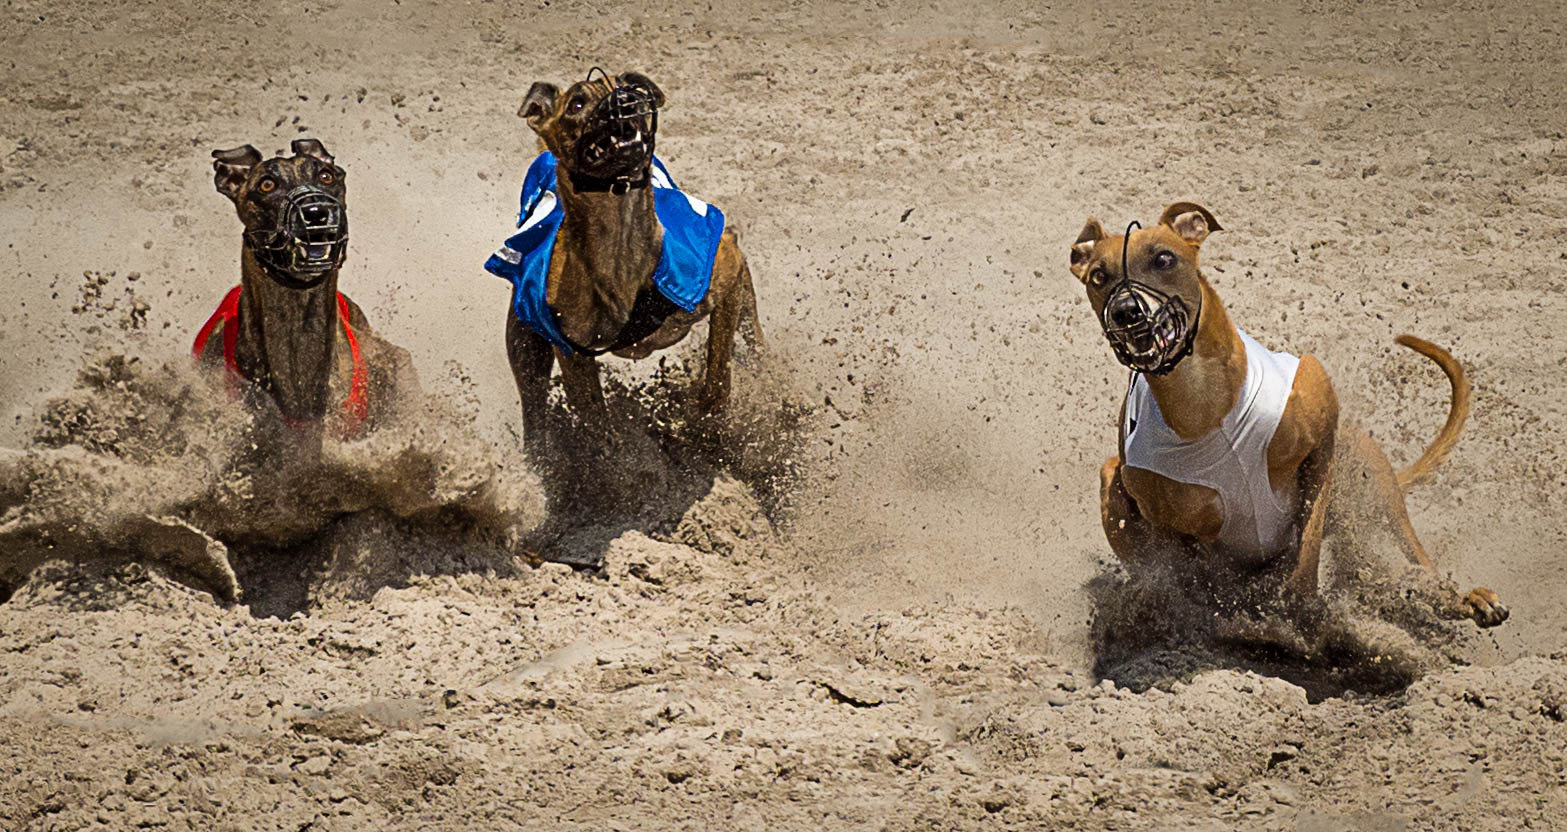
196 138 413 447
486 69 764 455
1069 202 1506 629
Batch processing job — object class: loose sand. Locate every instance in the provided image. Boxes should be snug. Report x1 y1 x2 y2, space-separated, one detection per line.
2 0 1565 828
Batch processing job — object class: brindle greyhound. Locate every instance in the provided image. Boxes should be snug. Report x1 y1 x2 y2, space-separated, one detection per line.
197 138 414 451
501 71 764 455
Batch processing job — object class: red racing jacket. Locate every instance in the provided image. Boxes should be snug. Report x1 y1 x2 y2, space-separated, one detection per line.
192 285 369 434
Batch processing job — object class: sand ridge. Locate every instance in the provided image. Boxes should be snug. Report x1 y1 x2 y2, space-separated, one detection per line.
2 0 1566 827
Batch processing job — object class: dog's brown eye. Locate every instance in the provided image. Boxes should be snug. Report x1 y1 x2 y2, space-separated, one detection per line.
1089 268 1108 286
568 96 586 114
319 170 335 184
1152 252 1175 270
258 178 277 193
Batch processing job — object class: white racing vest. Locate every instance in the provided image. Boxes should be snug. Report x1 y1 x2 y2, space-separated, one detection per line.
1122 328 1302 559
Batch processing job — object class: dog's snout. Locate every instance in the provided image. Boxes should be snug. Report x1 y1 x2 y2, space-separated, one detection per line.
301 202 331 224
1107 295 1145 329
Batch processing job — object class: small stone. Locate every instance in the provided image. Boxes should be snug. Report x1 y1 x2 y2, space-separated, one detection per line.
889 738 933 769
1266 782 1299 805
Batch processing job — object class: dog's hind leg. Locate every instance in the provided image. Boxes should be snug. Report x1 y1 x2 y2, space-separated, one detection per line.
1283 430 1335 601
700 296 740 416
506 313 556 458
1351 430 1508 627
699 281 742 417
698 235 750 416
1354 430 1437 572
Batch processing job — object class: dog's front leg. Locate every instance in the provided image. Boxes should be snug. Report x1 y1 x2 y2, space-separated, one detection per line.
1100 457 1188 576
699 277 742 418
556 348 613 448
1283 428 1335 601
506 314 556 459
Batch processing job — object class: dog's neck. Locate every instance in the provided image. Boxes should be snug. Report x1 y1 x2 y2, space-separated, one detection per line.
234 245 341 427
548 167 663 350
1139 281 1248 441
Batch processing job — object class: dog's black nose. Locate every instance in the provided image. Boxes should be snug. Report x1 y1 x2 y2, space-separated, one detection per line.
1107 295 1145 329
301 203 331 224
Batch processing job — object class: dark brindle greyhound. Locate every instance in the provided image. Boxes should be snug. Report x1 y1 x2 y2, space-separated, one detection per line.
196 138 413 450
488 70 764 456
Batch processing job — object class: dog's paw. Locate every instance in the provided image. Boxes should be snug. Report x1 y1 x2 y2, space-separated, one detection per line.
1462 587 1509 628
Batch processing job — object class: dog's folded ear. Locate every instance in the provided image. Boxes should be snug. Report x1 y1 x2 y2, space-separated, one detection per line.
519 82 560 124
617 72 666 109
291 138 336 167
1070 217 1106 280
1158 202 1222 245
212 144 263 198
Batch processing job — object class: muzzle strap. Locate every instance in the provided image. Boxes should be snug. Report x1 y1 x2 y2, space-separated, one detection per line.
1122 220 1139 283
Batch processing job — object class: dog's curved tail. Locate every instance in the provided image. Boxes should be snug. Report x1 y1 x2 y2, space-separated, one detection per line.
1395 334 1471 489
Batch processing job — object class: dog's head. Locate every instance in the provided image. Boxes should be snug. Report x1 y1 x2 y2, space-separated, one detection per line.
1068 202 1221 374
213 138 349 287
518 70 665 184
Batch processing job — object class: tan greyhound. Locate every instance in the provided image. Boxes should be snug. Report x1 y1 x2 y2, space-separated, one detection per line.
1070 202 1505 628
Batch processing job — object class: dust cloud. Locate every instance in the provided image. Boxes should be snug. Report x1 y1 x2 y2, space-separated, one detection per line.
2 0 1565 827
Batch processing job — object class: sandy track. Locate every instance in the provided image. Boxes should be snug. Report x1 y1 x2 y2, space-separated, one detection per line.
3 528 1564 830
2 0 1566 827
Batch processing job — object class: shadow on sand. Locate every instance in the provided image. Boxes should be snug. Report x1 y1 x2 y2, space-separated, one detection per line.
1086 554 1477 703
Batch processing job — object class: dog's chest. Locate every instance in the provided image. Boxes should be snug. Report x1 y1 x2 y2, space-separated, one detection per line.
194 291 370 434
485 152 725 355
545 252 646 346
1121 329 1303 558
